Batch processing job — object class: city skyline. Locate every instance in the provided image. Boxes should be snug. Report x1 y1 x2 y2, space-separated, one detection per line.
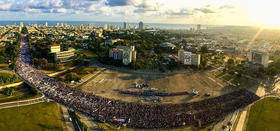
0 0 279 28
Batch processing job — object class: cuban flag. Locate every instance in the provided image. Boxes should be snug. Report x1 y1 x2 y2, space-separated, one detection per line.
113 51 118 60
114 118 126 122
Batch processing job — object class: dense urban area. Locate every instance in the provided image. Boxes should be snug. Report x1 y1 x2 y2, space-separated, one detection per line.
0 21 280 131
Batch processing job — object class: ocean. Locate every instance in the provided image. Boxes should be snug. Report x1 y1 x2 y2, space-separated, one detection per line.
0 21 202 30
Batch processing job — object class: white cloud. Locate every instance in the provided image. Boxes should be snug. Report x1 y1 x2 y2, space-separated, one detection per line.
0 0 14 11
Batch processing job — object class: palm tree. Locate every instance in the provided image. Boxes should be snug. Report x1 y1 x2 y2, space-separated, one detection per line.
227 121 232 131
222 125 227 131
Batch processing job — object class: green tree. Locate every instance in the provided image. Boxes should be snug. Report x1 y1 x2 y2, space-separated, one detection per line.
200 45 208 54
3 88 14 96
222 125 227 131
65 72 81 82
227 121 232 129
0 56 5 63
226 58 235 70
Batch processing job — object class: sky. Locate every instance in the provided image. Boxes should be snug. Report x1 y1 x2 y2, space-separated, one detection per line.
0 0 278 26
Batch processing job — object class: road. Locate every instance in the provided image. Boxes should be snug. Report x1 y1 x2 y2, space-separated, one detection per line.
79 113 101 130
60 105 75 131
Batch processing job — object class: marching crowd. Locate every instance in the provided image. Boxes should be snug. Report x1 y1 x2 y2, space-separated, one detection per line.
15 35 260 129
119 90 190 96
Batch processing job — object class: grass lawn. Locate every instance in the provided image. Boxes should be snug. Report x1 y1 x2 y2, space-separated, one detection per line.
0 102 63 131
247 97 280 131
221 73 235 83
0 85 41 103
0 64 8 69
79 50 98 59
213 71 223 76
0 72 21 86
0 92 41 103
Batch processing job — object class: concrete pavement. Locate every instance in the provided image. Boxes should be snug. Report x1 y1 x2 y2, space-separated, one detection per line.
60 105 75 131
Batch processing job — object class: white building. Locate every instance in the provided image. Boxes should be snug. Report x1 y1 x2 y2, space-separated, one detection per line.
197 24 201 31
178 49 201 66
55 49 75 63
48 45 75 63
248 50 269 68
103 39 121 46
104 24 108 30
109 46 137 65
48 45 61 53
123 22 128 30
139 21 145 30
161 42 176 49
20 22 24 27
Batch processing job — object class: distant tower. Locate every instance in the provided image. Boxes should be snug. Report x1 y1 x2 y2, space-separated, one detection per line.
123 22 127 30
20 22 24 27
197 24 201 31
19 26 22 32
139 21 145 30
56 23 59 27
81 24 84 32
61 23 64 27
104 24 108 30
45 22 48 27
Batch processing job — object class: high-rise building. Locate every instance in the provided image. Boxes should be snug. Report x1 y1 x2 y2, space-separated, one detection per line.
109 46 137 65
123 22 128 30
61 23 64 27
20 22 24 27
178 48 201 67
19 26 22 32
248 50 269 68
48 45 61 53
56 23 60 27
197 24 201 31
45 22 48 27
81 24 84 32
139 21 145 30
104 24 108 30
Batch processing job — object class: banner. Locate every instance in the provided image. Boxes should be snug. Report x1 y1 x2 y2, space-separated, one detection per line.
113 51 118 60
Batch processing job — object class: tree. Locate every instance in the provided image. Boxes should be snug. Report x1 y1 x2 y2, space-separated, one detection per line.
3 88 14 96
39 58 48 68
222 125 227 131
0 56 5 63
65 72 81 82
31 87 38 95
226 58 235 70
21 27 28 34
200 45 208 54
200 54 208 70
227 121 232 130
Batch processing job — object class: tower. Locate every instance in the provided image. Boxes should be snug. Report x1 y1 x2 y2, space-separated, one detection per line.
197 24 201 31
139 21 145 30
20 22 24 27
123 22 127 30
104 24 108 30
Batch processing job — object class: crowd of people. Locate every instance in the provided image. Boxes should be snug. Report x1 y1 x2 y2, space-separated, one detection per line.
15 35 260 129
119 90 190 96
